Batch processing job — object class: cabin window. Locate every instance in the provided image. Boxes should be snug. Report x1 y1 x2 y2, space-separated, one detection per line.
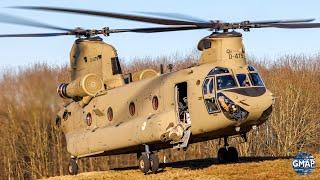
107 107 113 121
86 113 92 126
111 57 122 75
129 102 136 116
216 75 237 90
236 74 251 87
249 73 264 86
152 96 159 110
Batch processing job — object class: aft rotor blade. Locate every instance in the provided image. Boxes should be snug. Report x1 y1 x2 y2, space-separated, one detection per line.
0 13 72 31
0 32 70 38
248 18 315 24
14 6 204 26
268 22 320 28
135 11 208 23
111 25 206 33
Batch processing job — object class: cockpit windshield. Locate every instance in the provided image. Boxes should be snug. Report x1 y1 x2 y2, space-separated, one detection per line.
216 75 237 90
249 73 264 86
236 74 251 87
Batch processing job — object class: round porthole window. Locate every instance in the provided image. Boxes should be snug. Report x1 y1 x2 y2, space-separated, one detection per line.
107 107 113 121
86 112 92 126
196 80 201 85
129 102 135 116
152 96 159 110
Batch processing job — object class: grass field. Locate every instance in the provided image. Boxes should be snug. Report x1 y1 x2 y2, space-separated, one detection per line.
45 154 319 180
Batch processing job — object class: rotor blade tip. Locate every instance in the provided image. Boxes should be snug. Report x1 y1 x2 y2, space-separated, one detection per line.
8 6 38 10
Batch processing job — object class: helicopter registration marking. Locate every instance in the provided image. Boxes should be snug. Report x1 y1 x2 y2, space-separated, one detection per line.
226 49 245 60
228 53 245 59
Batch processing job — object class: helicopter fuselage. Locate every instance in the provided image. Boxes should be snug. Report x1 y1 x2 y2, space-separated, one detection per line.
58 61 273 158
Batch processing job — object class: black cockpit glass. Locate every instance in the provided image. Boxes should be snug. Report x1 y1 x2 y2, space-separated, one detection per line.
216 75 237 90
247 65 256 72
249 73 264 86
208 67 229 75
236 74 251 87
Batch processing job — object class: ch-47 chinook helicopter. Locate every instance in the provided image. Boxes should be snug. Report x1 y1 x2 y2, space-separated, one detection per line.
1 6 320 175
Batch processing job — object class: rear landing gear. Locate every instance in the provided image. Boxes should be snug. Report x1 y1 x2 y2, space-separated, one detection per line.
138 145 160 174
217 137 239 163
68 157 78 175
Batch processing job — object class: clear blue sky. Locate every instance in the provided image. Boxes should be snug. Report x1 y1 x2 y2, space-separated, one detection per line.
0 0 320 68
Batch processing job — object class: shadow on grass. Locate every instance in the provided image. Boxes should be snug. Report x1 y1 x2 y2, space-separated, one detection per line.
111 156 293 171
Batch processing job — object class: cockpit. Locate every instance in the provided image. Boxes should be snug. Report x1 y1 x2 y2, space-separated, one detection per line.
202 66 265 115
203 66 264 93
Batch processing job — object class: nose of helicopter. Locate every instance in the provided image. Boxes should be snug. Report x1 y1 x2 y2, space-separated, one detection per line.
219 87 274 124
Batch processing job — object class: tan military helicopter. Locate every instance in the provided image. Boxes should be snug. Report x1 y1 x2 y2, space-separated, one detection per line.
1 6 320 175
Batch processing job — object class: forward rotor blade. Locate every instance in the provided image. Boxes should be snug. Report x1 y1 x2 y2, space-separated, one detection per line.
111 25 206 33
13 6 204 26
135 12 208 23
0 13 72 31
268 22 320 29
0 32 70 38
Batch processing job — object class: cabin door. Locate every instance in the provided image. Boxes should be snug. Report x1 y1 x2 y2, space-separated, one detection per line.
174 82 191 149
175 82 191 125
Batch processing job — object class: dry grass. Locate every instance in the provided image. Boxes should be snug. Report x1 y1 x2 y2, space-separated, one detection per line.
45 154 320 180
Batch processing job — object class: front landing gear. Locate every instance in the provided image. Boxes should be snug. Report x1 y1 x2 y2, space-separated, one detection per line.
217 137 239 163
68 157 78 175
138 145 160 174
139 154 150 173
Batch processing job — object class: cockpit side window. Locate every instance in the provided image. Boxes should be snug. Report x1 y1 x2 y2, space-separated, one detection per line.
203 78 210 95
202 77 219 113
249 73 264 86
247 65 256 72
216 75 237 90
209 79 214 93
236 74 251 87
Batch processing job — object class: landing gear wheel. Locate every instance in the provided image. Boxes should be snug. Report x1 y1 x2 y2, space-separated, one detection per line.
68 158 78 175
149 153 159 173
217 148 228 163
139 154 150 173
227 146 239 162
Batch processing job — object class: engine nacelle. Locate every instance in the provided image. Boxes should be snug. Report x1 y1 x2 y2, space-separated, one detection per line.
57 73 103 99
